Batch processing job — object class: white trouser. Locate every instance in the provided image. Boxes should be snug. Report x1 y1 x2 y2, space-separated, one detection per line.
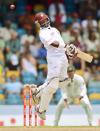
54 95 93 126
38 55 68 112
47 55 68 80
80 95 93 125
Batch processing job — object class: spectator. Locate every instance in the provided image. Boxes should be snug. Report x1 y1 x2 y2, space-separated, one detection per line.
80 0 97 18
0 84 5 104
66 13 73 24
83 24 100 41
6 51 19 71
21 28 34 45
0 48 5 66
18 11 33 30
81 13 98 33
71 12 81 32
64 0 76 13
61 25 83 49
61 23 73 43
87 52 100 72
38 44 47 59
84 30 100 52
0 31 5 51
21 52 37 77
6 30 21 53
48 0 67 25
37 66 47 86
97 0 100 19
29 40 41 58
0 20 14 41
70 29 85 50
20 27 35 52
5 75 23 104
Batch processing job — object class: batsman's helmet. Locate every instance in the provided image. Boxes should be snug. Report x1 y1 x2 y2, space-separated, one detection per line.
34 12 50 28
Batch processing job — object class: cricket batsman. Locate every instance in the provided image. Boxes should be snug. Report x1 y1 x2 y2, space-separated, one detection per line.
54 65 93 126
31 12 78 120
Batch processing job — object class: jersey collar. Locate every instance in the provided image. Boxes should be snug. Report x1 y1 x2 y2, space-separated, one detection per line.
40 26 51 30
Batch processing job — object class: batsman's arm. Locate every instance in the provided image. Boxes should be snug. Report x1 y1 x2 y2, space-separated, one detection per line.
50 41 59 48
50 41 66 48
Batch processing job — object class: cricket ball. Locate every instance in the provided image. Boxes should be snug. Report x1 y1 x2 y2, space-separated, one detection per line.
10 4 15 10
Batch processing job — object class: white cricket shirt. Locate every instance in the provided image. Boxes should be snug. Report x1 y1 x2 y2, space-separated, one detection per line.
61 74 87 98
39 27 66 58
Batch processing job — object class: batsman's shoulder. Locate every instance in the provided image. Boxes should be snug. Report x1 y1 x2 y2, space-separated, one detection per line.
52 27 59 32
39 30 47 40
40 28 50 36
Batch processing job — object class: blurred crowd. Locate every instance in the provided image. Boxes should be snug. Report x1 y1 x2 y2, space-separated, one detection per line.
0 0 100 105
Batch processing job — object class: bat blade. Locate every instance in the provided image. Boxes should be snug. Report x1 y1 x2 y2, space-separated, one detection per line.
77 49 93 63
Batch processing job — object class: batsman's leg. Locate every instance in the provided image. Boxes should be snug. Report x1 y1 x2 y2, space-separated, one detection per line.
33 77 59 120
31 83 46 105
80 95 93 126
37 77 59 120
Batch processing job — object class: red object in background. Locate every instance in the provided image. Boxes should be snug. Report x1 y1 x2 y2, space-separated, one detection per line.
29 88 32 126
55 14 64 26
39 119 45 126
10 118 16 124
48 0 64 5
0 121 4 126
23 89 26 126
72 12 79 18
55 15 62 25
26 5 33 11
34 111 37 126
98 119 100 126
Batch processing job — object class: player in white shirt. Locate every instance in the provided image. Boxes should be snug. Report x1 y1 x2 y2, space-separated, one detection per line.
54 65 93 126
31 12 78 120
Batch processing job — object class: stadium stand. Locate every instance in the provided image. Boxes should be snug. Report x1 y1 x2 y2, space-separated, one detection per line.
0 0 100 104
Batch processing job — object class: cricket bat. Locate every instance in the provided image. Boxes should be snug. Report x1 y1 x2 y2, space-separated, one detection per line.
77 49 93 63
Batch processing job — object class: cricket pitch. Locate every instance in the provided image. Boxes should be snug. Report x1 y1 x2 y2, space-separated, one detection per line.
0 126 100 131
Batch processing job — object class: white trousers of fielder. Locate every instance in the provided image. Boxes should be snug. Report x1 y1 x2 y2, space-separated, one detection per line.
54 94 93 126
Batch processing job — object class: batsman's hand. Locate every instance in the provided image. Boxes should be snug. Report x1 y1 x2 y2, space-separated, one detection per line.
65 44 78 57
65 44 78 59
